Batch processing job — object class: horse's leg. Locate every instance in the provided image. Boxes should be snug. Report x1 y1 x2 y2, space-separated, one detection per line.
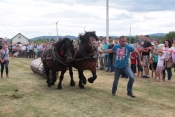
81 73 87 85
43 62 51 87
57 70 66 90
50 70 57 86
78 70 84 89
45 69 51 87
69 65 75 86
88 69 97 83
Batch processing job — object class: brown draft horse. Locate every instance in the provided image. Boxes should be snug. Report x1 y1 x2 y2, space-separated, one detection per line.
57 31 99 89
42 38 75 87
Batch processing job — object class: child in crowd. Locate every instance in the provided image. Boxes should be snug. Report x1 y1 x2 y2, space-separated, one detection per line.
135 45 143 77
130 52 137 76
156 50 165 82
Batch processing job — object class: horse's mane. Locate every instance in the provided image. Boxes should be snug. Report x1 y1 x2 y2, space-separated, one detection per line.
78 31 98 45
53 38 72 48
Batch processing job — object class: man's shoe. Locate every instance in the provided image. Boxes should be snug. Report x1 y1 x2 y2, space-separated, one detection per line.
127 91 136 98
142 75 146 78
112 93 116 96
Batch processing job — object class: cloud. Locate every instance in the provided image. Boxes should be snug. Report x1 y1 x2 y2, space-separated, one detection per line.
110 0 175 12
0 0 175 39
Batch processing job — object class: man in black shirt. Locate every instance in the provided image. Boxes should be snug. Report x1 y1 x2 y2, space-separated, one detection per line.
140 35 151 78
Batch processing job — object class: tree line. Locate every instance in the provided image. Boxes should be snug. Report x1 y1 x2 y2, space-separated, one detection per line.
127 31 175 44
29 31 175 44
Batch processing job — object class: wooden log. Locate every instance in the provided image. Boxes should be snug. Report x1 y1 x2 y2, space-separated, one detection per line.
30 58 53 78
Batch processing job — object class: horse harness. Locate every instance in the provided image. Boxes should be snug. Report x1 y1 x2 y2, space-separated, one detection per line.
42 45 68 67
74 43 98 61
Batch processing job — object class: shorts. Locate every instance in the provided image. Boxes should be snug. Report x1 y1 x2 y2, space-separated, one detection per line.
153 62 157 70
137 64 143 72
131 64 136 73
156 66 165 73
142 55 150 66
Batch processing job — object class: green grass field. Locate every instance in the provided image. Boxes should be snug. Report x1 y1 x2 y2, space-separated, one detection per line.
0 58 175 117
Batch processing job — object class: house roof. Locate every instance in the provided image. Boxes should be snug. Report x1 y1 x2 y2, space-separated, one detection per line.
11 33 29 41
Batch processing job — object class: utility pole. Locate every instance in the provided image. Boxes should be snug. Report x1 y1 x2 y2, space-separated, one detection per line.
56 21 59 41
106 0 109 40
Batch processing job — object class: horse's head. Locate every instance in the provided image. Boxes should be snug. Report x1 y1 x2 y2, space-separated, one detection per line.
55 38 74 63
79 31 98 45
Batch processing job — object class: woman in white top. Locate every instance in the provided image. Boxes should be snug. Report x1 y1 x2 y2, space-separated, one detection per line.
163 40 174 81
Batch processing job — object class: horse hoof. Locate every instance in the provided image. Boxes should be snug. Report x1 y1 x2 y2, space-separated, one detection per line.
82 79 87 85
88 78 94 83
51 82 55 86
70 82 75 86
79 85 84 89
57 87 62 90
47 84 51 87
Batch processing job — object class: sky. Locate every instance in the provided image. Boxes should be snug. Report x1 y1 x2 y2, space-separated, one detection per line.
0 0 175 39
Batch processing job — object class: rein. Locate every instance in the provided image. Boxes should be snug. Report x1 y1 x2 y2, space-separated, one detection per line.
52 47 68 66
74 43 98 61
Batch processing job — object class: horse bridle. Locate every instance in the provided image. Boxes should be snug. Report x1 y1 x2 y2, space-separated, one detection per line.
52 44 72 66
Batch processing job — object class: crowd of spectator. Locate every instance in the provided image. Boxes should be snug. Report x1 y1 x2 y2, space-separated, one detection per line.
2 35 175 82
96 35 175 82
6 42 53 59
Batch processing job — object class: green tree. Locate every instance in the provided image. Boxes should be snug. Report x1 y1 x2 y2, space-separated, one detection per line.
126 36 137 44
50 38 55 42
34 38 45 44
161 31 175 43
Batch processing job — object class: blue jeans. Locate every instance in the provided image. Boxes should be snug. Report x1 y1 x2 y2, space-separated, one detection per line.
104 55 109 71
108 57 114 72
112 66 134 94
38 51 42 58
163 68 172 80
1 61 9 75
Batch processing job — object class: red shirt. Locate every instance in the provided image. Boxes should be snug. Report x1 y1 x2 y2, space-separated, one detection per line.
130 53 136 64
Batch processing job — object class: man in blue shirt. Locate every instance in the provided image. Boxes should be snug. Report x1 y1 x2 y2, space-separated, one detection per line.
103 39 110 71
99 36 142 98
28 43 34 58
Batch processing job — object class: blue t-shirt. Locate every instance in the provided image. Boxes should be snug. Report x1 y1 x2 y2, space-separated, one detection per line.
153 45 160 63
104 43 109 55
112 44 134 68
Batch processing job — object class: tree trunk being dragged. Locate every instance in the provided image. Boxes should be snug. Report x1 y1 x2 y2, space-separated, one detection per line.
30 58 53 78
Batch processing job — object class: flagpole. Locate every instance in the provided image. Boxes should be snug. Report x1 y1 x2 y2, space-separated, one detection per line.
106 0 109 40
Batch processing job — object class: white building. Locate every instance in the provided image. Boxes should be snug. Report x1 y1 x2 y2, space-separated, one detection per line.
11 33 29 44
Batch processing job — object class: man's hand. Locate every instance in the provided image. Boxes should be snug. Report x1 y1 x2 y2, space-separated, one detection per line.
98 50 103 54
164 58 169 62
139 48 143 52
139 61 143 66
